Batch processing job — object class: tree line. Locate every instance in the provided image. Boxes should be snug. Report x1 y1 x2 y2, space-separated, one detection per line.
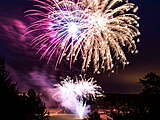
0 58 50 120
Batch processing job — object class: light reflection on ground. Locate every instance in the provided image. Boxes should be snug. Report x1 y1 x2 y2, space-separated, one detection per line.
50 114 76 120
48 108 82 120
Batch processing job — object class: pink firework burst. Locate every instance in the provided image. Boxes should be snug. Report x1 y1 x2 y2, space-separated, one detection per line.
25 0 140 73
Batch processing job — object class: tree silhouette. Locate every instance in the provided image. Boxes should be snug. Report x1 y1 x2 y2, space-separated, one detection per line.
84 110 101 120
21 89 50 120
0 57 50 120
0 58 20 120
139 72 160 119
140 72 160 95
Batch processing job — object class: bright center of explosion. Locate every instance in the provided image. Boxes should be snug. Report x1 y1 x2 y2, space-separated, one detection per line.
68 22 79 37
89 13 107 31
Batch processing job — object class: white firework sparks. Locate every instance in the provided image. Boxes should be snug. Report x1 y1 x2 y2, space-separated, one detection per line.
26 0 140 73
51 75 101 118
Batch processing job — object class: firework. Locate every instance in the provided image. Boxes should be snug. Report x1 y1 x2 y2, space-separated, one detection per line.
50 75 101 118
26 0 140 73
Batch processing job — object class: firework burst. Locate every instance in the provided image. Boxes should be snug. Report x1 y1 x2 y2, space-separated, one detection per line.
54 75 101 99
50 75 101 118
26 0 140 73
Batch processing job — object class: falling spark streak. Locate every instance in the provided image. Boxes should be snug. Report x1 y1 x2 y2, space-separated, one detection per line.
26 0 140 73
51 75 101 118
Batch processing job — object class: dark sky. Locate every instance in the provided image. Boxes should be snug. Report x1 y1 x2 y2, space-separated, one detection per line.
0 0 160 94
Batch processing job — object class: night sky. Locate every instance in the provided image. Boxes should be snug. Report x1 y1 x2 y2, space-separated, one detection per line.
0 0 160 94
